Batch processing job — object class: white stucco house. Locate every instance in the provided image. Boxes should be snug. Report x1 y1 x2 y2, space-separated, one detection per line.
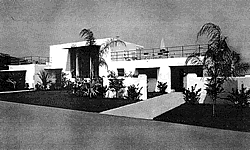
49 39 209 93
49 38 144 79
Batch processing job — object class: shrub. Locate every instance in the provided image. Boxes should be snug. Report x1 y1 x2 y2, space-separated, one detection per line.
107 70 117 78
108 78 125 98
35 83 43 91
183 84 201 104
125 84 142 101
96 85 109 98
226 84 250 107
157 81 168 94
37 70 51 90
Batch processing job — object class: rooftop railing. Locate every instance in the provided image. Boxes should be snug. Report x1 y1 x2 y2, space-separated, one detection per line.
9 56 50 65
111 44 209 61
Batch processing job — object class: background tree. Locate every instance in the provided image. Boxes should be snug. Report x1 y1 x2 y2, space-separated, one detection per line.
185 23 249 116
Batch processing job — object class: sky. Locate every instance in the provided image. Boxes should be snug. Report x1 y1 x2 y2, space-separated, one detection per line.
1 0 250 62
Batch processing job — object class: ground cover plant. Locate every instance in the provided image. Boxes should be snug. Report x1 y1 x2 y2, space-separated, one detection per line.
0 90 141 112
153 103 250 132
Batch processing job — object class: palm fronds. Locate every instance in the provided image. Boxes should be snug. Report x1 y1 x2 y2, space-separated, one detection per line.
100 38 126 57
79 28 96 45
197 23 221 45
99 57 108 69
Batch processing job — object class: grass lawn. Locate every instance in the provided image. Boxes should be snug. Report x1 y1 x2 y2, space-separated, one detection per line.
147 92 165 99
0 90 140 112
153 103 250 132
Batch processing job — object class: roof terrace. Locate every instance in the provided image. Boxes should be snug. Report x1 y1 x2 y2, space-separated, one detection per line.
9 56 50 65
111 44 208 61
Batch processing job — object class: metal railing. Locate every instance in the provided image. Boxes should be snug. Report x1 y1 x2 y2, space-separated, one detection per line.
9 56 50 65
111 44 209 61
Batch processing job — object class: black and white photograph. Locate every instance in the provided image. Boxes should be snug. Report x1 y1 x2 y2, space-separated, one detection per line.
0 0 250 149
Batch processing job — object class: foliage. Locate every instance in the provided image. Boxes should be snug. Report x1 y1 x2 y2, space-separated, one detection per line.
125 84 142 101
108 78 125 98
183 84 201 104
226 84 250 107
67 77 107 98
205 77 224 101
185 22 250 116
157 81 168 94
79 28 126 69
107 70 117 78
124 71 138 77
24 83 29 90
37 70 51 90
79 29 96 45
35 83 43 91
95 85 109 98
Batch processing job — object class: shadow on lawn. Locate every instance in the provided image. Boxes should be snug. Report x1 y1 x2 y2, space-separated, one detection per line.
0 90 140 112
153 103 250 132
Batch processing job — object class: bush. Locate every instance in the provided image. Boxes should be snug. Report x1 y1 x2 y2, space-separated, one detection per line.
35 83 43 91
37 70 51 90
157 81 168 94
226 84 250 107
108 78 125 98
125 84 142 101
183 84 201 104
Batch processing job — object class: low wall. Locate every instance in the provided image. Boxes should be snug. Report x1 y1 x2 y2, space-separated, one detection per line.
186 74 250 104
103 74 147 100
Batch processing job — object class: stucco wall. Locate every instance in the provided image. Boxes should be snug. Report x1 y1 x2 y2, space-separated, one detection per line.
103 74 147 100
186 74 250 104
108 57 188 93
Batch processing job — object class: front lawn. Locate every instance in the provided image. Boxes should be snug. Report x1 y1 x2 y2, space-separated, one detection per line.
153 103 250 132
0 90 140 112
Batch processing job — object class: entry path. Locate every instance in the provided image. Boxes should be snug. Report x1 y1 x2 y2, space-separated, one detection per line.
101 92 184 119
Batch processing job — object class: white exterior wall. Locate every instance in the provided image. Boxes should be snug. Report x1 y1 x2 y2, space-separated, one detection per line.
9 64 49 88
49 39 144 79
103 74 147 100
186 75 250 104
108 57 188 93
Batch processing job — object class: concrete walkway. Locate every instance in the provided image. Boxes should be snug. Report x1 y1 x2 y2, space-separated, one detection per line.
100 92 184 119
0 89 33 94
0 100 250 149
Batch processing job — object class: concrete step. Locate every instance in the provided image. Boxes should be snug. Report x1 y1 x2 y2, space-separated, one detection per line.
100 92 184 119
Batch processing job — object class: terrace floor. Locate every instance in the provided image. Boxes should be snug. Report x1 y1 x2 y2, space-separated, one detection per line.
1 100 250 149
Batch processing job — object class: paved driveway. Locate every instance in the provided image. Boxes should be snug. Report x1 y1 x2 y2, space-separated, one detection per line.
0 101 250 150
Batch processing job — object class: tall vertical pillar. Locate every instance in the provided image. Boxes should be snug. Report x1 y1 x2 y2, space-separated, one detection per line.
76 49 79 78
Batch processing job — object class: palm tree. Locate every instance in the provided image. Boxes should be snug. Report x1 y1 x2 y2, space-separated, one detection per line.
185 23 249 116
79 28 126 74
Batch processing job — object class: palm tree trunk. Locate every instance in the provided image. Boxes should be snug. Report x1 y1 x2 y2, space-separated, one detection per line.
213 98 216 117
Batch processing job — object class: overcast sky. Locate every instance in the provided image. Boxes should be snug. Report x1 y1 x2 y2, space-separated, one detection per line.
1 0 250 61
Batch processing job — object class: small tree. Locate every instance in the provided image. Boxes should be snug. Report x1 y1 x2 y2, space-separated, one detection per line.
186 23 250 116
183 84 201 104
